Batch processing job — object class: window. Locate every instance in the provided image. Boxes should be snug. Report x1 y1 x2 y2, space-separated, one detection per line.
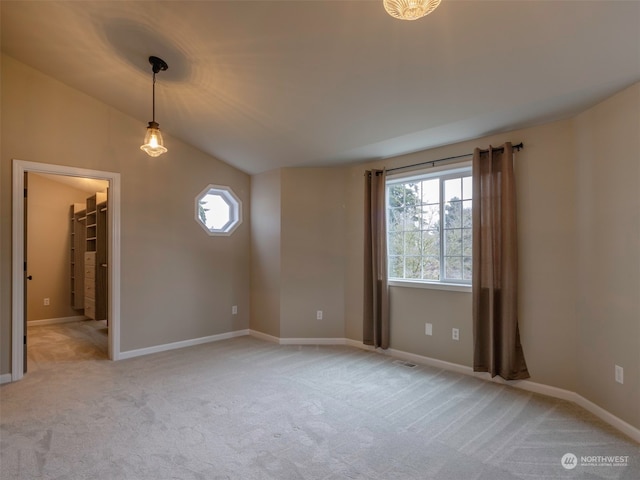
387 166 472 284
195 185 242 236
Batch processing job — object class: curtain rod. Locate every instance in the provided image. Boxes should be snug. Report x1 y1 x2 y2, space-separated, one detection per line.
386 142 524 173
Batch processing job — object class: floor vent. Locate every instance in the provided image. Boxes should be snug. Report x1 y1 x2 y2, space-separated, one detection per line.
393 359 417 368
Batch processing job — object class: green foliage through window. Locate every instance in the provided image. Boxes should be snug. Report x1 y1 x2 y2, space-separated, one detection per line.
387 168 472 283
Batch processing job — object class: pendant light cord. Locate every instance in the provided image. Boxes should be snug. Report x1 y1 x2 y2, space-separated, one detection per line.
152 71 156 123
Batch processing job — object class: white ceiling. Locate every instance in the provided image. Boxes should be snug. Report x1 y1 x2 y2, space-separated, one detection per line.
2 1 639 175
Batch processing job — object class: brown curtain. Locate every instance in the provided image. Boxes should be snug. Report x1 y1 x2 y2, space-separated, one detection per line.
472 143 529 380
363 169 390 349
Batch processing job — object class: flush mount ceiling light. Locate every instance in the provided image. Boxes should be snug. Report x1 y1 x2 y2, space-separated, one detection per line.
140 56 169 157
384 0 441 20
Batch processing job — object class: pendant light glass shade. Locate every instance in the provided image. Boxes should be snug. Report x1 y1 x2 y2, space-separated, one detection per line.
384 0 441 20
140 121 167 157
141 56 169 157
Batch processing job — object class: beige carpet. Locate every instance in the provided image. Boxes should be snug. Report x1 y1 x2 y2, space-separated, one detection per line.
1 321 638 479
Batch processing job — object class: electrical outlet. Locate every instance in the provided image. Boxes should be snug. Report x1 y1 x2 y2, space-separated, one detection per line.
615 365 624 384
316 310 323 320
425 323 432 336
452 328 459 341
43 298 50 306
232 305 238 315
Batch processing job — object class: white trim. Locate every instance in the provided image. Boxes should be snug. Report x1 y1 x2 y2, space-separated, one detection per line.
27 315 87 327
574 395 640 444
0 373 13 385
118 329 250 360
347 341 640 443
384 347 475 376
12 159 122 381
248 331 351 346
249 329 280 344
345 338 375 350
195 184 243 236
278 337 349 346
389 280 472 293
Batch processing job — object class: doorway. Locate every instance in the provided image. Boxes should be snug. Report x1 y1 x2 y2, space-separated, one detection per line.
12 159 121 381
26 172 110 369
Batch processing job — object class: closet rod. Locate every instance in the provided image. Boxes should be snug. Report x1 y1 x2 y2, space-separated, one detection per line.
386 142 523 173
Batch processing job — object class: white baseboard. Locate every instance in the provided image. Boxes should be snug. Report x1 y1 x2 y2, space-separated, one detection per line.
347 341 640 444
119 329 250 360
249 330 280 344
27 315 86 326
10 323 638 442
574 394 640 444
279 337 348 346
385 347 475 376
249 330 349 346
345 338 374 350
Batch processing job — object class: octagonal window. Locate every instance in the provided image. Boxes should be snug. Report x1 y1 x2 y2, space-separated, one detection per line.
196 184 242 236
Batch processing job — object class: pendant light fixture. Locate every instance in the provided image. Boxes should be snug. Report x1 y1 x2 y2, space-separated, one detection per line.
383 0 441 21
140 56 169 157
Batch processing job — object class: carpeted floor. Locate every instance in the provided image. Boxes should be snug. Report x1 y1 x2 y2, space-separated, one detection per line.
1 321 638 479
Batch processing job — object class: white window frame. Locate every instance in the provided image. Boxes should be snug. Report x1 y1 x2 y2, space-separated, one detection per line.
195 184 242 236
386 163 472 290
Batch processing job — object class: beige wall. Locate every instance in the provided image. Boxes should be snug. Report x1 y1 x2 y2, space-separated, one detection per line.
339 84 638 429
26 174 90 321
250 167 348 339
250 169 282 337
389 287 473 366
344 120 579 392
248 84 639 429
573 83 640 429
280 168 347 339
1 54 251 369
3 51 638 431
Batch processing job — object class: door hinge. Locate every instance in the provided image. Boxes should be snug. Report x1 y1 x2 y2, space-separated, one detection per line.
24 335 27 345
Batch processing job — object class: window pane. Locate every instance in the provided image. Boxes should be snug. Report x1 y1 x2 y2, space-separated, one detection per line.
463 257 472 280
404 231 421 256
388 207 404 231
388 185 405 208
445 257 463 279
404 257 421 279
386 168 471 285
405 183 420 205
462 200 472 228
421 230 440 257
462 228 472 256
403 205 420 231
421 256 440 280
421 179 439 204
389 256 403 278
444 201 462 228
445 229 462 256
462 176 472 200
200 194 230 230
445 178 462 202
388 232 404 255
420 204 440 230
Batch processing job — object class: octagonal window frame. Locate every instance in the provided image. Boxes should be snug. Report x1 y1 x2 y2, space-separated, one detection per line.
195 184 242 236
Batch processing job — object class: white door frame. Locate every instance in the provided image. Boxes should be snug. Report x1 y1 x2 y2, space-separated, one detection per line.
12 159 121 381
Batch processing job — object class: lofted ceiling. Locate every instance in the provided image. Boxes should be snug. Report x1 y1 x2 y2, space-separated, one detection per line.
2 1 639 175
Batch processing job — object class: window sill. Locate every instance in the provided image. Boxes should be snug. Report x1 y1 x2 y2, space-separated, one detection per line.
388 279 472 293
